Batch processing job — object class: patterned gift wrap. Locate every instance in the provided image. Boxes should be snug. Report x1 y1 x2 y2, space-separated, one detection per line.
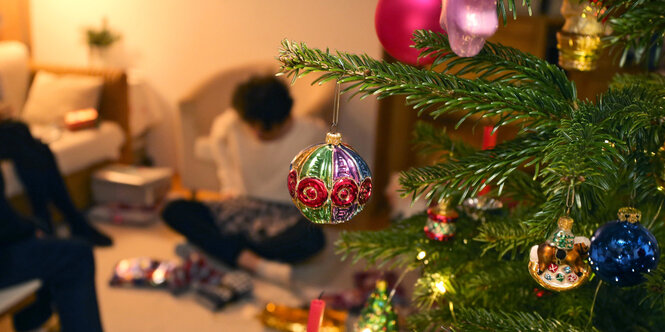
288 132 372 224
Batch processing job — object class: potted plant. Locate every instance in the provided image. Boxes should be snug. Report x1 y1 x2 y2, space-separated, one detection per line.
85 18 121 67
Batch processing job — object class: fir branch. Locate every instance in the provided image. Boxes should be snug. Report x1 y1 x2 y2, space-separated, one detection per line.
539 110 625 213
599 93 663 152
335 215 427 269
642 264 665 309
461 260 536 307
522 199 568 237
414 30 576 101
598 81 665 152
611 73 665 89
279 39 567 131
602 0 665 66
412 121 477 159
493 169 547 203
474 216 539 257
412 272 458 310
399 134 549 203
407 307 453 332
497 0 533 24
450 308 596 332
593 281 665 330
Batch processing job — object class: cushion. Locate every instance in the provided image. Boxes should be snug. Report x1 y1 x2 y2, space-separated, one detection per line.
0 41 30 118
21 71 104 125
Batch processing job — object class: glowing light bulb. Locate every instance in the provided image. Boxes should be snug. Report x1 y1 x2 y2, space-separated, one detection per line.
417 251 427 260
435 280 447 294
362 328 372 332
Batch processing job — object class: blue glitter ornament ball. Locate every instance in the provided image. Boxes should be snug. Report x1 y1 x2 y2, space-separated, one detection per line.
589 208 660 287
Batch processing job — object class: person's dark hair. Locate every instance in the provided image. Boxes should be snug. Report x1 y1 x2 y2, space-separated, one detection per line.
232 75 293 131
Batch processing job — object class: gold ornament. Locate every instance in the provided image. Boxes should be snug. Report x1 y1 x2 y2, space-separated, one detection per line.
617 207 641 223
259 302 347 332
528 216 591 291
556 0 607 71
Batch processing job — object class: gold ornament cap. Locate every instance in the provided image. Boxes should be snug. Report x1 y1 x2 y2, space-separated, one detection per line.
618 207 641 224
326 132 342 145
557 216 574 230
430 198 459 218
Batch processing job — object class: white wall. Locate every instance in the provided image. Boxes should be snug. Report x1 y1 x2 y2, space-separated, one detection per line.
30 0 380 170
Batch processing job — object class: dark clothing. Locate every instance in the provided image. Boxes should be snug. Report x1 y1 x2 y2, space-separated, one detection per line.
0 238 103 332
0 120 89 234
0 120 104 331
162 198 326 267
0 124 36 244
0 169 35 243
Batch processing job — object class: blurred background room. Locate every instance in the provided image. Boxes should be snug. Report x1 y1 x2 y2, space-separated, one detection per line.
0 0 655 331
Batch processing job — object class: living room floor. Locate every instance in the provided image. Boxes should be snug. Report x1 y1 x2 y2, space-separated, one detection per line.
91 221 361 332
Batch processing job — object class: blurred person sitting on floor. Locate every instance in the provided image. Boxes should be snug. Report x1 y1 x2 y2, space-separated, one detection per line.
163 75 327 286
0 156 104 332
0 114 112 246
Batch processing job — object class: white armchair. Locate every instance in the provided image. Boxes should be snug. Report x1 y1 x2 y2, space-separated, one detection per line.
178 61 335 192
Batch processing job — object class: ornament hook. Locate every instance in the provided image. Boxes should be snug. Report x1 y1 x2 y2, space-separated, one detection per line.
330 81 341 133
565 181 575 216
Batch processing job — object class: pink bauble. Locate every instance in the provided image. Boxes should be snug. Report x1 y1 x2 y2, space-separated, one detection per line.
375 0 446 66
440 0 498 57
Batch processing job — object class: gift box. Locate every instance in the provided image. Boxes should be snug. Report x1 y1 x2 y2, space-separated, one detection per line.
88 203 160 226
65 108 99 131
92 164 172 206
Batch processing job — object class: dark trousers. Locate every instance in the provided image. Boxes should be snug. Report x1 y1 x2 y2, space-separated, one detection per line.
0 120 86 233
0 238 103 332
162 199 326 267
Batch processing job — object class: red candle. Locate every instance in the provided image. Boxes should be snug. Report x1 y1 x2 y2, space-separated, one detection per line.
482 125 497 150
478 126 498 196
306 298 325 332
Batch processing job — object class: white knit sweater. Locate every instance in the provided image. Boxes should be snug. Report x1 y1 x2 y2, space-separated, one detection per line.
209 110 326 204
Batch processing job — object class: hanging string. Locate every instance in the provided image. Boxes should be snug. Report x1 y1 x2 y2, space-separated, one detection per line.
330 82 341 133
630 171 637 207
586 281 603 328
387 268 410 302
565 180 575 216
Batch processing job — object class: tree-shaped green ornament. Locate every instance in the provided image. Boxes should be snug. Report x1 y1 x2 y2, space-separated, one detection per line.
355 280 398 332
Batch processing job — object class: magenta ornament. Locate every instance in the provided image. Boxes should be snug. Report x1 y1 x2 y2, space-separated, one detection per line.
375 0 447 66
440 0 498 57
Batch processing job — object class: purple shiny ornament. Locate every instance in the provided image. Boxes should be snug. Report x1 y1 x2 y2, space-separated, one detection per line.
375 0 447 66
440 0 498 57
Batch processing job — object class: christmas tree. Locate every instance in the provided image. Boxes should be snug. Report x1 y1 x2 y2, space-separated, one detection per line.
278 0 665 330
355 280 398 332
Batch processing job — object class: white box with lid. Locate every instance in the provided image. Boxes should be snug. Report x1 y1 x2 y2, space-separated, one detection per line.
92 164 172 206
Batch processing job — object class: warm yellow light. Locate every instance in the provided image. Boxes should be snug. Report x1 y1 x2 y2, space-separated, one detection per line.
435 280 447 294
417 251 426 260
361 328 372 332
